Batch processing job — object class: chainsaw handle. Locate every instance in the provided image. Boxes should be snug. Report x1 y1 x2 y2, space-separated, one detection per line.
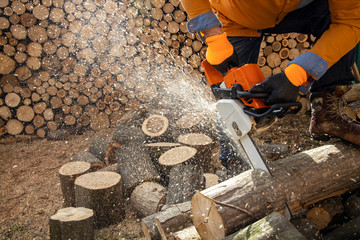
236 91 268 99
243 102 302 118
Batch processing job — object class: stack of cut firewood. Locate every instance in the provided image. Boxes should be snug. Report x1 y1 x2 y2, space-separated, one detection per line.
258 33 314 78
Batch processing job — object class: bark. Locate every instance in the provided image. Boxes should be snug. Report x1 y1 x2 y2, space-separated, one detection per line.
49 207 94 240
74 171 125 228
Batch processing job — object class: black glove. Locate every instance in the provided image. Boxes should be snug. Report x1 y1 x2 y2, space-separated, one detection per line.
250 72 299 105
211 50 239 76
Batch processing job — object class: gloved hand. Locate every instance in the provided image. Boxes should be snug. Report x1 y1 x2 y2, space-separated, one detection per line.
206 32 239 75
250 64 308 105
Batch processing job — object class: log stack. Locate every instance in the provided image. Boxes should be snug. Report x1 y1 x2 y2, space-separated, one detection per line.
0 0 316 139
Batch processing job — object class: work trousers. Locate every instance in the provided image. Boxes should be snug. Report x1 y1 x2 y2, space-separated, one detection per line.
219 0 356 166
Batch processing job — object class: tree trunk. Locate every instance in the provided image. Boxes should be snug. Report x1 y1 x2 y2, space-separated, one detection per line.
191 143 360 239
49 207 94 240
74 171 125 228
70 151 105 171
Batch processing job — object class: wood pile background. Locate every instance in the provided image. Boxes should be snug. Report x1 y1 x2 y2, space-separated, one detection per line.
0 0 314 139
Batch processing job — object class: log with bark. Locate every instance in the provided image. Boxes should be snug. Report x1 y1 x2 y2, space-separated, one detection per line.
223 212 306 240
49 207 94 240
70 151 105 171
191 142 360 239
130 181 167 217
59 161 91 207
74 171 125 228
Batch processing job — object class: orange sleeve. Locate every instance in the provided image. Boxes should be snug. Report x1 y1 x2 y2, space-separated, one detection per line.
310 0 360 68
181 0 212 19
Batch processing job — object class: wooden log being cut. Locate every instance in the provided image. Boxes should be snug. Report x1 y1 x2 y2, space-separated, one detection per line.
59 161 91 207
74 171 125 228
191 143 360 240
49 207 94 240
130 181 167 217
70 151 105 171
158 146 197 167
223 212 306 240
154 201 192 240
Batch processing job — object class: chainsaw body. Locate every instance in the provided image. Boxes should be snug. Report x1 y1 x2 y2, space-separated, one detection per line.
202 60 302 172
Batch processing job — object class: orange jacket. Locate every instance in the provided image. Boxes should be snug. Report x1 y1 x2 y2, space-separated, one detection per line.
182 0 360 78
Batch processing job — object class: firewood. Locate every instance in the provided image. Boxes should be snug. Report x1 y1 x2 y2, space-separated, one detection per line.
267 52 281 68
74 171 125 228
155 201 192 239
0 53 16 74
142 114 169 139
141 213 161 240
5 92 20 107
279 48 290 59
90 112 110 131
130 181 167 217
88 137 112 163
70 151 105 171
49 207 94 240
5 119 23 135
159 146 197 167
306 196 344 230
16 105 34 122
166 163 204 204
191 143 360 239
177 133 214 171
344 192 360 220
203 173 219 189
168 225 200 240
0 106 11 120
116 141 160 195
59 161 91 207
223 212 306 240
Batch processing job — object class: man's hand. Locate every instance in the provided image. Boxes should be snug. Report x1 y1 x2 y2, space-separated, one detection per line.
206 32 239 75
250 72 299 105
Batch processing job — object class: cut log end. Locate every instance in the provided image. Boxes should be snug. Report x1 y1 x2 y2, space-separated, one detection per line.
158 146 197 166
142 114 169 137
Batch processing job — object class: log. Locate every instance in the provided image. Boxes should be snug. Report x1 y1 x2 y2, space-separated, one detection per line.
5 119 23 135
223 212 306 240
74 171 125 228
59 161 91 207
177 133 214 171
49 207 94 240
168 225 200 240
88 137 112 163
306 196 344 230
142 114 169 139
323 215 360 240
130 181 167 217
191 143 360 239
154 201 192 240
158 146 197 167
344 192 360 219
115 134 160 194
70 151 105 171
141 213 161 240
5 92 21 107
166 164 204 205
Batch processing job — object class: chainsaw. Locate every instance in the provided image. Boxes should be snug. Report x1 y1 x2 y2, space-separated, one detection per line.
202 60 302 172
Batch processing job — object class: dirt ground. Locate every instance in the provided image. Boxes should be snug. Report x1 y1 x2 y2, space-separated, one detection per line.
0 109 331 240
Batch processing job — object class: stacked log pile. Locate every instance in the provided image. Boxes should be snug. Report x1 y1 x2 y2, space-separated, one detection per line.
0 0 316 139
